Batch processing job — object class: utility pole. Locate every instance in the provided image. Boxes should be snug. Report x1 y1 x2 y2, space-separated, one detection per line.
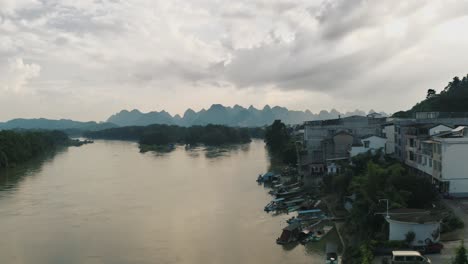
379 199 390 219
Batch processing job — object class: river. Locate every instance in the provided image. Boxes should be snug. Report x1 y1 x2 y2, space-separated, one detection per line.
0 139 335 264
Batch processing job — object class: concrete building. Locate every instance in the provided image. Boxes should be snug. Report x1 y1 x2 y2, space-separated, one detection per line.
394 112 468 161
386 209 441 246
432 127 468 196
402 124 468 197
303 115 386 163
350 135 387 157
382 124 396 155
300 115 387 182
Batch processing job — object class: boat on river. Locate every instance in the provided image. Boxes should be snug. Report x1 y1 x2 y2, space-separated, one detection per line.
287 209 325 224
276 222 301 245
300 225 333 244
275 187 303 198
264 198 285 212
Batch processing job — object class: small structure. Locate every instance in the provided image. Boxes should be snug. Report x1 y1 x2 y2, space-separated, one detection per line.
327 162 341 175
350 135 386 157
386 209 441 246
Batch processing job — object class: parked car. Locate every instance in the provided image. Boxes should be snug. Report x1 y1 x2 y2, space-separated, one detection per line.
382 251 431 264
412 242 444 254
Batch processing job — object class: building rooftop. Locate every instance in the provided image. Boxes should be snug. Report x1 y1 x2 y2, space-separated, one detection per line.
387 208 442 224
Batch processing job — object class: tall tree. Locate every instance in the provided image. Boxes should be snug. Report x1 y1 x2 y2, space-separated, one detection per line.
453 240 468 264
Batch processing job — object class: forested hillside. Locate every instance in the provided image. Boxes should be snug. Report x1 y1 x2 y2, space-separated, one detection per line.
0 130 70 168
84 124 263 147
394 74 468 117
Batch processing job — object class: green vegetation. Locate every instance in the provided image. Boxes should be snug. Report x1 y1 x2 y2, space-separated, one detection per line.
264 120 297 165
0 130 71 168
393 74 468 117
322 152 444 263
453 240 468 264
84 124 259 149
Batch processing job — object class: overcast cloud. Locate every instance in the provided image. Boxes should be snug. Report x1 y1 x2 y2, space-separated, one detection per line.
1 0 468 121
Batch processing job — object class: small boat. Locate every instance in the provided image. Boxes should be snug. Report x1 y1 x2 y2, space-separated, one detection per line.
287 205 301 213
302 225 333 244
288 209 325 224
275 188 303 198
276 223 301 245
264 198 285 212
256 174 263 183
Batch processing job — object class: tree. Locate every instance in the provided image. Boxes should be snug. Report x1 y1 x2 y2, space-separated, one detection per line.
453 240 468 264
426 89 436 99
404 231 415 246
264 120 289 152
264 120 297 165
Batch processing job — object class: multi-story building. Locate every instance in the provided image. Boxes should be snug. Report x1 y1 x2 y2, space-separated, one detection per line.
382 123 396 155
403 124 468 197
300 115 387 180
393 112 468 161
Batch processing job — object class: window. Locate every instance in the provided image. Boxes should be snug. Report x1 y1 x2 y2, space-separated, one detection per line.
394 256 404 261
409 151 415 161
363 141 370 148
405 256 424 261
429 159 433 167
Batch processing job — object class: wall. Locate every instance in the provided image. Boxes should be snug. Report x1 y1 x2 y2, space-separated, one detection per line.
383 125 395 154
333 133 354 159
429 125 452 136
349 136 386 157
387 219 440 246
441 139 468 196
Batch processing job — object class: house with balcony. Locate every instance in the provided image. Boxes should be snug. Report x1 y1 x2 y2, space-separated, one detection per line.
403 125 468 197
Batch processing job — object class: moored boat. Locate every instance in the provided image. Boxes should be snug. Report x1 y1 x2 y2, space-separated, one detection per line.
276 222 301 245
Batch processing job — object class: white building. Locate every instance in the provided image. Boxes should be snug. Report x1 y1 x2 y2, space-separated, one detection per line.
386 209 440 246
382 124 396 155
432 126 468 196
350 135 387 157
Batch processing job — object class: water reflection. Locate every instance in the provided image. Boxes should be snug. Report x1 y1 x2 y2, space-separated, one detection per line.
0 148 65 193
0 140 326 264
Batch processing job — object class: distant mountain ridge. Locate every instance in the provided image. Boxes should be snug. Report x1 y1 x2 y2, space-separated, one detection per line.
107 104 387 127
0 118 117 132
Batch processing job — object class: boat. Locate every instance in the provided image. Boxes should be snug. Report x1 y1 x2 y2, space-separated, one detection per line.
276 223 301 245
256 174 263 182
299 224 334 244
275 187 303 198
287 209 325 224
287 205 301 213
257 172 278 183
264 198 286 212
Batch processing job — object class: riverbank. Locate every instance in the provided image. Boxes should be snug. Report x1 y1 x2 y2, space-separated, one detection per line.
0 130 87 168
256 167 343 261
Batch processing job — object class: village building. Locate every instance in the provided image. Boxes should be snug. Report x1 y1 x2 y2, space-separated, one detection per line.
300 115 387 181
386 209 441 246
382 123 396 155
349 135 387 157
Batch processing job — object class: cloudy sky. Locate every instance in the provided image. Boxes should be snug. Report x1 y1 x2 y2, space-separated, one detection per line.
1 0 468 121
